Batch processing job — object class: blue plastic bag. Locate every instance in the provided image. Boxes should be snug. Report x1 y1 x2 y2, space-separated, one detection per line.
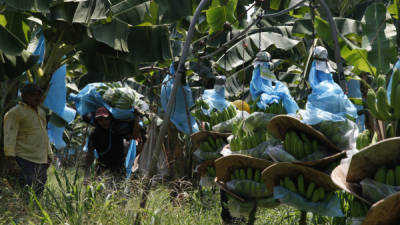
387 59 400 103
69 83 135 121
33 34 76 149
274 186 344 217
201 87 230 114
347 79 365 131
250 62 299 114
305 61 357 123
160 64 199 134
125 140 136 179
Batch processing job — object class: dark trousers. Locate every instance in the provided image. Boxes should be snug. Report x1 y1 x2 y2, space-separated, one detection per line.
220 190 234 223
16 157 49 196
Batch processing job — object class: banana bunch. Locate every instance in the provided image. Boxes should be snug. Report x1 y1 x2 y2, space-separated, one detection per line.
264 101 286 114
199 136 227 152
356 129 372 150
350 197 369 218
192 100 211 122
366 71 400 121
279 175 334 203
230 167 262 182
206 166 216 177
313 120 351 147
283 131 318 159
208 105 237 127
228 167 268 198
230 132 268 151
250 97 286 114
96 83 137 110
373 165 400 186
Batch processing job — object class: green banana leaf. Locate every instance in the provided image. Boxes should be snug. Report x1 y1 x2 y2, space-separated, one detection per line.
206 0 238 34
111 0 151 26
154 0 193 23
91 20 129 52
72 0 110 24
0 12 29 56
0 0 50 12
0 50 39 81
216 27 301 71
315 16 376 75
362 2 396 75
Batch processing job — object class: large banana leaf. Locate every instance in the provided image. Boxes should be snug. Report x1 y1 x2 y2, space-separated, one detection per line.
111 0 150 26
72 0 110 24
91 20 129 52
0 12 29 56
216 27 301 71
362 2 396 75
0 0 50 12
206 0 238 34
154 0 193 23
126 25 172 62
0 50 39 81
315 16 376 75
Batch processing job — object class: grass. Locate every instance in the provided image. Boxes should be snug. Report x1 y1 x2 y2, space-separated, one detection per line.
0 166 351 225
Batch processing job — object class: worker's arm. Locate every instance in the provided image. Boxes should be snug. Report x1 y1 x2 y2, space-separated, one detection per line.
4 110 22 176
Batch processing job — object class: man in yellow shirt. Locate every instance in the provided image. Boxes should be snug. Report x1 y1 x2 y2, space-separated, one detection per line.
3 83 52 196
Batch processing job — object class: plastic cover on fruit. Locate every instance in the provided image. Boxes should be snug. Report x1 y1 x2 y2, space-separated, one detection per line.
212 110 250 133
359 178 400 203
250 61 299 114
226 179 271 198
273 186 344 217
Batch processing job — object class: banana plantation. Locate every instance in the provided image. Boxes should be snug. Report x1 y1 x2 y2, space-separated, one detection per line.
1 0 400 224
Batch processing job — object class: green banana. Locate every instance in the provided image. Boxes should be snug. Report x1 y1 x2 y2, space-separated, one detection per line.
311 189 320 202
376 74 386 87
240 169 246 180
324 192 333 202
247 168 253 180
311 140 318 152
234 169 240 180
297 138 305 159
366 89 381 120
395 166 400 186
254 169 261 183
386 169 395 186
376 87 392 121
317 187 325 200
297 175 305 195
305 182 316 199
284 176 297 193
208 137 216 149
374 166 387 183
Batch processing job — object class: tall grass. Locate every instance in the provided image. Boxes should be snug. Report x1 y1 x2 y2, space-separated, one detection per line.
0 166 351 225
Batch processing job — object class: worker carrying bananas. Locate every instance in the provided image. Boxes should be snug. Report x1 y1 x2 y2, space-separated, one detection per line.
83 107 142 181
250 51 299 114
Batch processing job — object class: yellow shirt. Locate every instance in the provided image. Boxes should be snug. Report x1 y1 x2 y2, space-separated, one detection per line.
3 102 52 164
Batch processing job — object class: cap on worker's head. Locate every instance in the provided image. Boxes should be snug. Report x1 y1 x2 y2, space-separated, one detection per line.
95 107 110 118
21 83 43 96
215 75 226 85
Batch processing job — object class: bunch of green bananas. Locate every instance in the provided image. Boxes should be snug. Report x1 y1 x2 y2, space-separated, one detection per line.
356 129 372 150
96 84 136 110
373 165 400 186
313 120 351 147
279 175 333 202
350 197 369 218
199 136 227 152
283 131 318 159
366 71 400 121
230 167 262 182
229 168 268 198
206 166 216 177
192 100 211 122
250 97 286 114
208 105 237 127
230 133 268 151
